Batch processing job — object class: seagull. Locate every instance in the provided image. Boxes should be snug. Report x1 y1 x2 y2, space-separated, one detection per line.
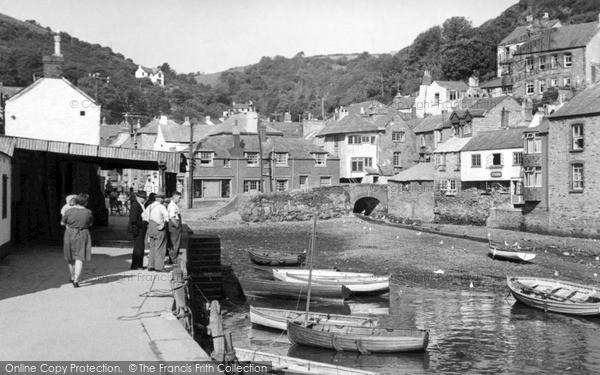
439 240 444 245
505 241 510 247
469 281 474 288
554 270 559 277
434 269 444 274
416 232 422 236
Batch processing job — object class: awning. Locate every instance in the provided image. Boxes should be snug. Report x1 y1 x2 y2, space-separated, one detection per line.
0 135 180 172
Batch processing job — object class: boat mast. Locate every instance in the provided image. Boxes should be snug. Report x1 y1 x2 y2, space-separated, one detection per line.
304 214 317 327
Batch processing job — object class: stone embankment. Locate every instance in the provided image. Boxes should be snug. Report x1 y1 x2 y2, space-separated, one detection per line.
238 186 351 222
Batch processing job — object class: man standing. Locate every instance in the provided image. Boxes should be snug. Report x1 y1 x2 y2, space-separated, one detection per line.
128 191 147 270
167 191 183 264
145 192 169 272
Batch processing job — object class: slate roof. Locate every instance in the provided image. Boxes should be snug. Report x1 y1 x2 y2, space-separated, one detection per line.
0 86 23 98
194 134 336 160
515 21 599 55
268 122 303 137
499 19 561 46
412 115 446 133
317 109 400 136
480 76 513 89
435 81 468 91
6 77 97 104
391 96 416 110
209 113 283 136
461 128 525 151
345 100 384 115
457 96 513 117
548 82 600 119
388 162 434 182
434 137 471 153
140 66 161 75
525 118 550 134
161 122 213 143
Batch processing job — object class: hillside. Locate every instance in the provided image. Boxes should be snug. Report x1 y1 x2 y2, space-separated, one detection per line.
2 0 600 124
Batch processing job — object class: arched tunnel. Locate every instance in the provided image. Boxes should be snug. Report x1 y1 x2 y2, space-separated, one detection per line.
352 197 381 216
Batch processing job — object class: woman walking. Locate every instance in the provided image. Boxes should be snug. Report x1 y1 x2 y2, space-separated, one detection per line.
61 193 93 287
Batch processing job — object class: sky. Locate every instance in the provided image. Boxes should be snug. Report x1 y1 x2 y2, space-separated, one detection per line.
0 0 518 74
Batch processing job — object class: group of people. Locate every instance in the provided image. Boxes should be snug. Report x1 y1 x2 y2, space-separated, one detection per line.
59 189 184 288
128 191 183 272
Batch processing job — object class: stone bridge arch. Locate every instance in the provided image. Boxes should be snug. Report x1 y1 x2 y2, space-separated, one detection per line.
342 183 388 216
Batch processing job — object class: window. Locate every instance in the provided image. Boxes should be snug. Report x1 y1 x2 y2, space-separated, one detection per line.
392 131 405 142
348 135 375 144
320 176 332 186
524 133 542 153
243 180 261 193
198 152 213 166
564 53 572 68
471 154 481 168
526 56 534 71
420 134 426 147
393 152 401 167
314 153 326 166
526 81 534 95
276 180 288 192
351 157 372 172
572 163 584 192
434 130 442 146
550 55 558 69
437 153 446 170
524 167 542 187
572 124 584 151
564 77 572 87
490 153 503 167
2 174 6 219
513 152 523 165
539 56 546 70
449 90 457 100
434 93 440 105
274 153 288 166
299 176 309 189
80 111 86 116
245 152 259 166
538 79 546 94
448 179 457 192
550 78 558 87
223 159 231 168
455 153 461 171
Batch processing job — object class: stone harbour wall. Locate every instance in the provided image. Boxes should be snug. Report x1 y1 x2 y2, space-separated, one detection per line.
435 188 510 226
239 186 352 222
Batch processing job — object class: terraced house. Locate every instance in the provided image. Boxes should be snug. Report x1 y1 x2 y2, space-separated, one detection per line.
316 103 416 183
192 113 339 198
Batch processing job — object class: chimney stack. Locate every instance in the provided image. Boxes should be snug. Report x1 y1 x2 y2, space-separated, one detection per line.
159 114 168 125
522 98 533 122
501 107 509 128
43 32 64 78
422 70 432 86
258 121 267 142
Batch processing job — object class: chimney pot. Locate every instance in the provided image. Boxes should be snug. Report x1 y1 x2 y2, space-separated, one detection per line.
160 115 168 125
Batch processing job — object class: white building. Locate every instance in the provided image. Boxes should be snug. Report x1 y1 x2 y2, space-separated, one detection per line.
4 34 101 145
135 65 164 86
413 71 469 118
0 146 12 258
460 128 524 197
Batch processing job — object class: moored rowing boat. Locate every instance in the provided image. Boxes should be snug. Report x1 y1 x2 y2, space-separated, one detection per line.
249 305 379 331
238 277 350 303
507 276 600 316
248 249 306 266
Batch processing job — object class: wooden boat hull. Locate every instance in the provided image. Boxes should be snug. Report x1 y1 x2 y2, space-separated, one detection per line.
234 347 380 375
507 276 600 316
249 306 379 331
488 247 536 262
284 273 390 295
273 269 376 282
248 249 306 266
287 321 429 353
239 277 350 303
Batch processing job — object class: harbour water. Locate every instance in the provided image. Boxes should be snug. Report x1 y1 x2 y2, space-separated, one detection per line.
222 283 600 374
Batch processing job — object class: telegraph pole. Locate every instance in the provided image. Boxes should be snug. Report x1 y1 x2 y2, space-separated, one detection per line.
187 118 195 208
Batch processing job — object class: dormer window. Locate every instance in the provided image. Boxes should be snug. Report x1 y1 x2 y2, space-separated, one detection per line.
245 152 259 166
313 153 327 167
198 152 214 166
274 152 288 166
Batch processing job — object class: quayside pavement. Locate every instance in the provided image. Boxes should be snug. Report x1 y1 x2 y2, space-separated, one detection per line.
0 215 210 362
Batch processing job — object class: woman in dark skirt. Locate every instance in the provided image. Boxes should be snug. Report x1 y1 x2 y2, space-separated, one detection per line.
61 193 93 288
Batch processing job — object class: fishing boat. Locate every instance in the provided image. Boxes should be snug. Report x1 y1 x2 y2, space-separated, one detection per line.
238 277 350 303
287 321 429 353
234 347 380 375
273 268 377 282
507 276 600 316
488 240 536 262
248 249 306 266
283 273 390 295
249 305 379 331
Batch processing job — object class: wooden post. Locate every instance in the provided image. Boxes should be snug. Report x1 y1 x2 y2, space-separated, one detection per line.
304 214 317 327
187 118 195 208
208 300 225 360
